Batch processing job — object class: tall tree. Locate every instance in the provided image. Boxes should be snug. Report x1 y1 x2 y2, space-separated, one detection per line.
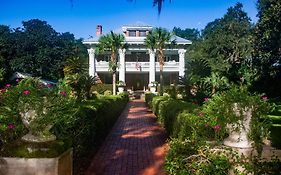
252 0 281 97
145 27 174 96
186 3 253 95
189 3 252 81
172 27 200 41
9 19 82 80
96 31 127 95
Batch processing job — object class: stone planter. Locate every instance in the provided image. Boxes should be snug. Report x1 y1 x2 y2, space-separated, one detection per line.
0 148 73 175
223 104 253 148
149 86 157 93
117 86 125 94
20 109 56 143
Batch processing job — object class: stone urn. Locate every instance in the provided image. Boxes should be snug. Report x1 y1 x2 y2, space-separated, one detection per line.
20 109 56 143
223 103 253 148
118 86 125 94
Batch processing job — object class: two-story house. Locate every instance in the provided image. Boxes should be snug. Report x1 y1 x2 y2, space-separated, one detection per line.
83 24 191 90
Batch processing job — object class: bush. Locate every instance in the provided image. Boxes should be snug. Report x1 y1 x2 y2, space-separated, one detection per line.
52 94 128 174
91 84 113 94
172 112 215 141
165 139 232 175
151 96 169 116
157 99 198 135
144 92 157 108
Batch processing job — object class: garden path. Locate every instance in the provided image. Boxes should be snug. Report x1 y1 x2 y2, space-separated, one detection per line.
85 99 167 175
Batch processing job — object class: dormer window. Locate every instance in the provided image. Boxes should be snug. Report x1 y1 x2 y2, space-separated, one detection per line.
129 31 136 37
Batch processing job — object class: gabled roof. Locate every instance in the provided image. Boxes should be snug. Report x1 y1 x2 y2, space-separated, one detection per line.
83 24 192 45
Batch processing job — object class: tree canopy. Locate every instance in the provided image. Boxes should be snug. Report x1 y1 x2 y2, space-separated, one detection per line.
252 0 281 97
185 3 253 96
0 19 87 82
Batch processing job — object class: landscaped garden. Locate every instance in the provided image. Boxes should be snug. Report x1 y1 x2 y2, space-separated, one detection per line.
0 0 281 174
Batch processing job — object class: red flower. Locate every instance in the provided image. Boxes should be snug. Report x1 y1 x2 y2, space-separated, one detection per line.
23 90 30 95
213 125 221 131
60 91 67 97
8 123 15 129
16 79 20 83
204 97 209 101
6 84 11 87
198 112 205 117
47 83 53 87
262 96 268 101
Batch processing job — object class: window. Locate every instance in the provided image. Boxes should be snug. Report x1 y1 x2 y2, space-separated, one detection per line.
129 31 136 37
139 31 146 37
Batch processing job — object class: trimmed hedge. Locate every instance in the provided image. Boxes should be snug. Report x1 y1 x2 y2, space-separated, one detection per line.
52 93 128 174
157 98 198 135
144 92 157 108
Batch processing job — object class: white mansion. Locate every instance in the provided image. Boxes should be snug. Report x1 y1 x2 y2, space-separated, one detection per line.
83 24 191 90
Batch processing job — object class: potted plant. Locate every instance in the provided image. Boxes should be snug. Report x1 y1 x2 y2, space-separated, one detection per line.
202 86 271 154
149 81 158 93
0 77 77 145
117 80 126 94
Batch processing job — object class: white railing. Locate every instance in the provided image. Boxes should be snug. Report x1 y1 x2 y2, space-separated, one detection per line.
96 61 180 72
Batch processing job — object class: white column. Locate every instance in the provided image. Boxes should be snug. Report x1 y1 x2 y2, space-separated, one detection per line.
148 49 156 85
178 49 186 77
87 48 96 77
118 49 126 83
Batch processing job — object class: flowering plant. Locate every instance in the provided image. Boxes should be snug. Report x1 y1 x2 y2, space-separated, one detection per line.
0 77 77 143
201 86 272 153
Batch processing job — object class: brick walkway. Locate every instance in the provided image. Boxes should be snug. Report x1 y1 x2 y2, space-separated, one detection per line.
86 99 167 175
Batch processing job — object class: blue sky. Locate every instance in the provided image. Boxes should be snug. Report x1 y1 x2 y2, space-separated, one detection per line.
0 0 258 39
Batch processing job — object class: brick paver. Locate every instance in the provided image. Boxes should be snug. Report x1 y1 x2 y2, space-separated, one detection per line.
86 99 167 175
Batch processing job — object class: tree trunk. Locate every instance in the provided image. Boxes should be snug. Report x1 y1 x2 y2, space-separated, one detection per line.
159 49 164 96
113 72 116 95
160 64 164 96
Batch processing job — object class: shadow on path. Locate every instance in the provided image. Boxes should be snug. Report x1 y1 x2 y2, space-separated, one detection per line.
85 99 167 175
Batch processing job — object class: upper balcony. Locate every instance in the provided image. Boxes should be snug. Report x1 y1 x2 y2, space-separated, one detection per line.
95 61 180 73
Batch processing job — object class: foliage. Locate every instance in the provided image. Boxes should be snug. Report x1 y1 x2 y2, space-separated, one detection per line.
90 84 113 94
145 27 174 96
151 95 169 116
252 0 281 97
165 139 234 175
172 27 200 41
0 20 87 81
0 78 77 141
172 112 215 142
144 92 157 108
157 98 198 135
52 94 128 174
96 31 127 95
203 72 230 95
202 86 272 154
185 3 253 96
117 80 126 87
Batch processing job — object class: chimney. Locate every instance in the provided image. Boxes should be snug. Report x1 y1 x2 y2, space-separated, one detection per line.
96 25 102 36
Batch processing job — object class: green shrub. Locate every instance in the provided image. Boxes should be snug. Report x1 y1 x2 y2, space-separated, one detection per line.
144 92 157 108
173 112 215 141
165 139 232 175
158 99 198 135
91 84 113 94
270 124 281 149
104 90 112 96
52 94 128 174
151 96 169 115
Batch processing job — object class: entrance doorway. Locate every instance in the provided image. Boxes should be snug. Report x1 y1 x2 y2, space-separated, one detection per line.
126 73 148 91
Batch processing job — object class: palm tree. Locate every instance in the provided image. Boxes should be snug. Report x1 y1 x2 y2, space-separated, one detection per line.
204 72 229 95
96 31 127 95
145 27 174 96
